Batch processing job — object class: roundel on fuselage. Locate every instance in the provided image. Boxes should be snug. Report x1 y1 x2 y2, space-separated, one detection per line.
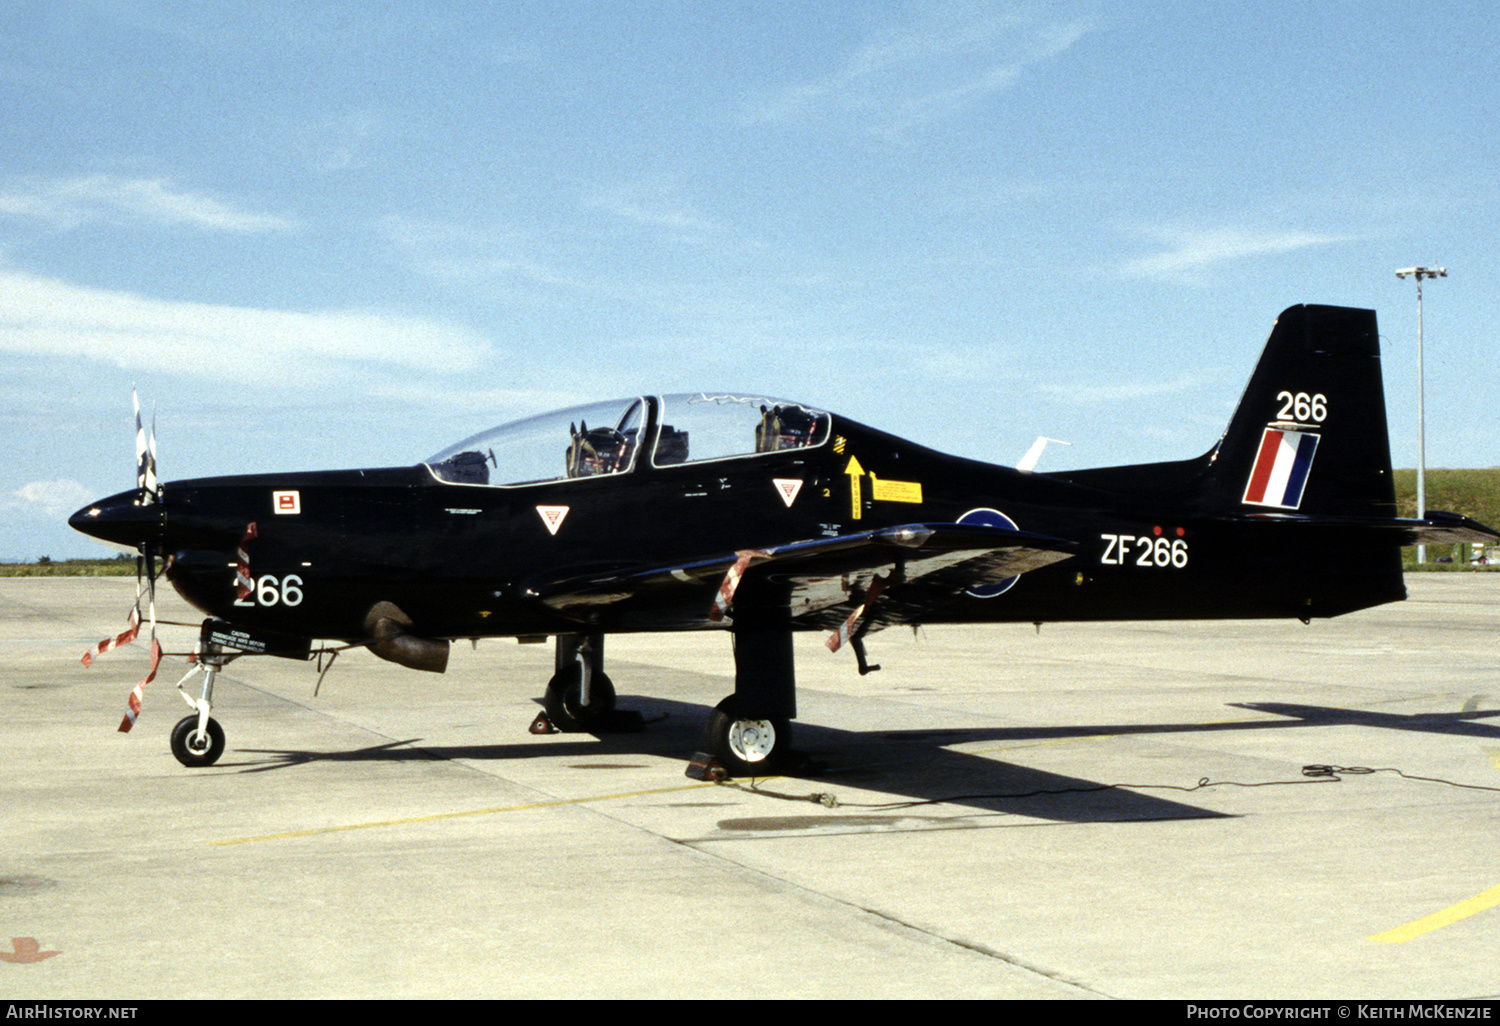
958 507 1019 598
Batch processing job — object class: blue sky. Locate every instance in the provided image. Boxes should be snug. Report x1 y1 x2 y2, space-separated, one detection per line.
3 1 1496 560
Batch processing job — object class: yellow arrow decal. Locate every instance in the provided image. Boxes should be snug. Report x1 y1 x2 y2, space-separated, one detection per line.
844 456 865 520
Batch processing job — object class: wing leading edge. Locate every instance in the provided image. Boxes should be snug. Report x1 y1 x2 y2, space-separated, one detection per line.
525 523 1077 633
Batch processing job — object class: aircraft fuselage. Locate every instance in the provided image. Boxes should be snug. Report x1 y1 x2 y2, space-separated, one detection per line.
127 408 1400 648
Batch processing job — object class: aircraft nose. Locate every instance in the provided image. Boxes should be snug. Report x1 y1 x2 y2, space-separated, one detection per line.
69 489 165 551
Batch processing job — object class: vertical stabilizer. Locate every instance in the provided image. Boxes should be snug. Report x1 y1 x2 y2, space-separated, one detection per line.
1202 304 1396 518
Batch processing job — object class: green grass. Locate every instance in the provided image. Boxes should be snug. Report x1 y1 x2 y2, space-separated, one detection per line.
0 555 138 577
1394 468 1500 570
10 469 1500 575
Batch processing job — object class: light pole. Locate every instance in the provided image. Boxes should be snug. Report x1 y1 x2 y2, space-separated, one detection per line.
1394 266 1447 564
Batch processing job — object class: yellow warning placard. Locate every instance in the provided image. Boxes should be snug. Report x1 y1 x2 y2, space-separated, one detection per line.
870 473 922 504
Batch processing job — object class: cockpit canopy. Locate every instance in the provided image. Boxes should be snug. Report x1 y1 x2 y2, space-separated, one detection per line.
425 393 831 487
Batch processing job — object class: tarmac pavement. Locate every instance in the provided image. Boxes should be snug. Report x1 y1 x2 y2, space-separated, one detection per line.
3 575 1500 999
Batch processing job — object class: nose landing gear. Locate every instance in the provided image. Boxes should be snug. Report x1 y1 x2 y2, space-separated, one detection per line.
167 631 232 768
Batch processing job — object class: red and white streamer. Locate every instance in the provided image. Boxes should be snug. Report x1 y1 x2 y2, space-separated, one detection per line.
234 522 258 601
80 572 161 731
81 605 140 669
826 574 889 653
117 637 161 734
708 550 766 622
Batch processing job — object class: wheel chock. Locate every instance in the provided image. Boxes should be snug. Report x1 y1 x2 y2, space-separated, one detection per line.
685 751 727 781
529 711 559 734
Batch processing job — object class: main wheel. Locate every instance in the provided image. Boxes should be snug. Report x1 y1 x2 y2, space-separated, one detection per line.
170 715 225 768
543 665 616 732
706 696 791 777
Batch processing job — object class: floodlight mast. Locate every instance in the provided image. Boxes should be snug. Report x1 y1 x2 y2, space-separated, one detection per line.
1394 266 1447 564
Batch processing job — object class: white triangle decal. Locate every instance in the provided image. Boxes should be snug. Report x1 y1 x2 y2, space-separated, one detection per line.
536 505 569 535
773 479 803 508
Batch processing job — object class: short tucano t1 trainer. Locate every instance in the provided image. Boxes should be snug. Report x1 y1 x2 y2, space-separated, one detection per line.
71 304 1500 775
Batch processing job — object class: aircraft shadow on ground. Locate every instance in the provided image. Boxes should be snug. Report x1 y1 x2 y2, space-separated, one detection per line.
222 693 1500 823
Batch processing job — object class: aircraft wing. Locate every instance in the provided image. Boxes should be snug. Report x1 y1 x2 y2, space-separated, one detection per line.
526 523 1077 632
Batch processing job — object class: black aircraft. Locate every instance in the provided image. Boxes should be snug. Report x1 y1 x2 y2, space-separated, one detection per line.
71 304 1499 775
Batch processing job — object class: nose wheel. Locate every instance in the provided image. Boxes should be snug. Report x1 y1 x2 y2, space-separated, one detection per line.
170 714 225 767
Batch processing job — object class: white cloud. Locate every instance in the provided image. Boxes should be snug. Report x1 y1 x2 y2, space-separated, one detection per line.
1118 227 1357 282
0 270 492 383
1037 373 1209 404
583 186 728 241
877 18 1093 138
745 9 1093 138
307 109 385 174
375 215 589 292
0 175 299 233
7 479 94 519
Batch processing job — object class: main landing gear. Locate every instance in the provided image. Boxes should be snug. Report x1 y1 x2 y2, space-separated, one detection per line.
705 695 792 777
541 628 798 777
543 633 617 732
706 626 797 775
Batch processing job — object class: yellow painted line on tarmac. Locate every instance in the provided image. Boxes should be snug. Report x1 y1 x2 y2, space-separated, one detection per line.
211 780 732 846
1367 883 1500 943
